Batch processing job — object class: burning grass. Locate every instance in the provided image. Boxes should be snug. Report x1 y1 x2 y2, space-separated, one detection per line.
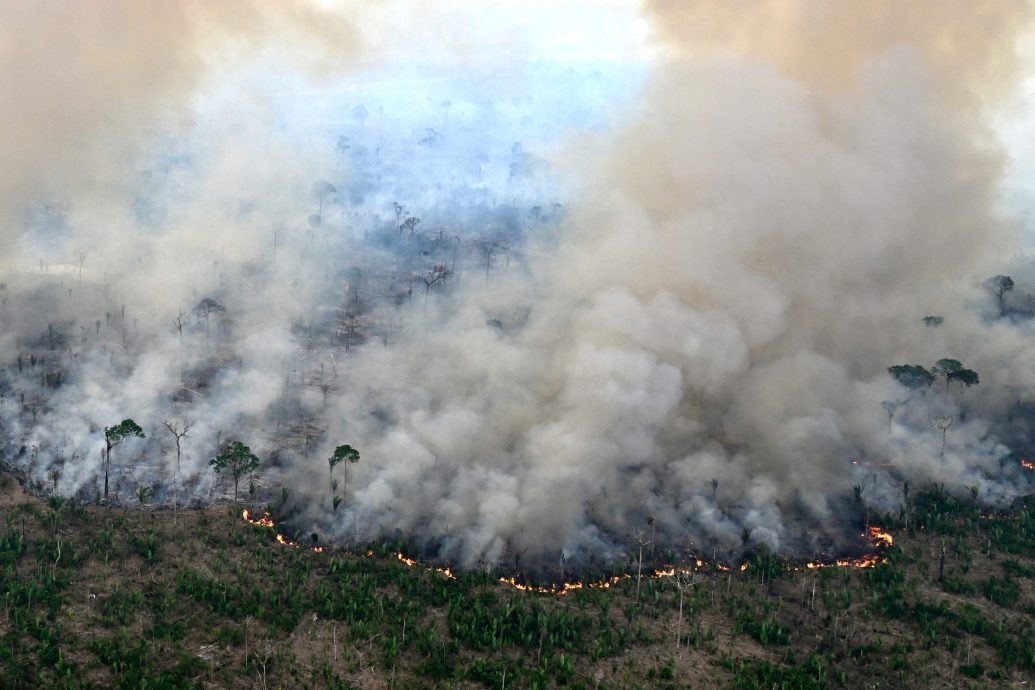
243 509 897 597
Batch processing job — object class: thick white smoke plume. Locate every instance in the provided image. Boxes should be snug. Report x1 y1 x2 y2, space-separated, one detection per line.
2 1 1035 574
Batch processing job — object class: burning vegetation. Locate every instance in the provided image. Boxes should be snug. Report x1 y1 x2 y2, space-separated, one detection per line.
242 508 898 596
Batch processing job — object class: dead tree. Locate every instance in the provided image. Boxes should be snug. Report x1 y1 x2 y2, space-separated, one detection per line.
931 416 953 458
632 528 654 603
477 231 509 281
163 419 194 525
670 566 696 656
422 264 452 307
173 311 188 380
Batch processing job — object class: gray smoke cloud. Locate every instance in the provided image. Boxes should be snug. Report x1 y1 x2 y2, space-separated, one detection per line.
2 1 1035 574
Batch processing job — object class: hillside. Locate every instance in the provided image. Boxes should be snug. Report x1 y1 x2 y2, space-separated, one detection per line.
1 473 1033 689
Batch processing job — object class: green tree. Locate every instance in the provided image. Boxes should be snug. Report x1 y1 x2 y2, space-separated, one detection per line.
328 444 360 508
887 364 934 390
984 274 1014 316
103 419 145 502
209 441 260 513
947 368 979 391
932 358 963 390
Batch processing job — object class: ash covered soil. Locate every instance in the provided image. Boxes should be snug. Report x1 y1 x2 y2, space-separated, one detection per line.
1 472 1034 689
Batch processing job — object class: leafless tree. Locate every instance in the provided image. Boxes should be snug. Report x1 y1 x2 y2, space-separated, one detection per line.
881 399 902 430
163 419 194 524
422 263 452 307
669 566 696 656
76 251 86 291
173 311 188 380
477 231 509 281
931 416 953 458
631 528 654 602
393 202 406 232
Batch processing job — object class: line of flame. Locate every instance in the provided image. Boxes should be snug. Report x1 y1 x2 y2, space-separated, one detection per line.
241 510 892 595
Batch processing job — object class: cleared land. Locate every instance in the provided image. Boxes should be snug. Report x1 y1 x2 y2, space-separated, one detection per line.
1 472 1033 689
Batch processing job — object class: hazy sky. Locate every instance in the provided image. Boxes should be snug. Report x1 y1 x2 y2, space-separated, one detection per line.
305 0 1035 234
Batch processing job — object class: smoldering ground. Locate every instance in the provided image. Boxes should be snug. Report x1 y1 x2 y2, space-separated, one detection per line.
1 1 1034 575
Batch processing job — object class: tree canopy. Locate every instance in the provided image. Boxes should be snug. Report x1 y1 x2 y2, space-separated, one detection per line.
947 368 980 388
329 444 360 470
887 364 935 389
210 441 260 509
105 419 145 446
210 441 260 484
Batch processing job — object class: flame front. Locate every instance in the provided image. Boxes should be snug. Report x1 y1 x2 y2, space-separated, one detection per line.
242 510 319 552
1021 459 1034 470
240 511 893 595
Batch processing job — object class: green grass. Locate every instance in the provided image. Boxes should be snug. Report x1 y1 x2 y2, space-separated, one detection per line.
1 480 1034 688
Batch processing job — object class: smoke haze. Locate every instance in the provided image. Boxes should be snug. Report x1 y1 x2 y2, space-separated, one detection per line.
2 1 1035 574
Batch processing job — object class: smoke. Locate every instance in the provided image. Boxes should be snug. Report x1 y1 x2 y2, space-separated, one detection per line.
2 1 1035 574
0 0 361 249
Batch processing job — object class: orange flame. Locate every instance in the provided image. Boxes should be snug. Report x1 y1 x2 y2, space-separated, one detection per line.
241 509 275 528
1021 459 1035 470
241 511 890 594
242 510 323 553
868 526 893 547
805 555 883 569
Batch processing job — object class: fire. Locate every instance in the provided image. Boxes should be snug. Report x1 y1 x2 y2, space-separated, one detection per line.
496 576 614 596
241 510 892 595
242 510 323 553
394 551 457 580
1021 459 1035 470
868 526 893 547
805 555 883 569
241 509 275 528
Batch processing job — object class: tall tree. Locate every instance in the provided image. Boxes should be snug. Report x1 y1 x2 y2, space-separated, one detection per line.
172 310 188 381
422 263 452 307
984 275 1014 316
209 441 260 516
103 419 145 502
881 400 901 430
392 202 406 232
932 358 963 391
194 298 225 339
162 419 194 525
931 416 954 458
328 444 360 509
312 181 337 218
